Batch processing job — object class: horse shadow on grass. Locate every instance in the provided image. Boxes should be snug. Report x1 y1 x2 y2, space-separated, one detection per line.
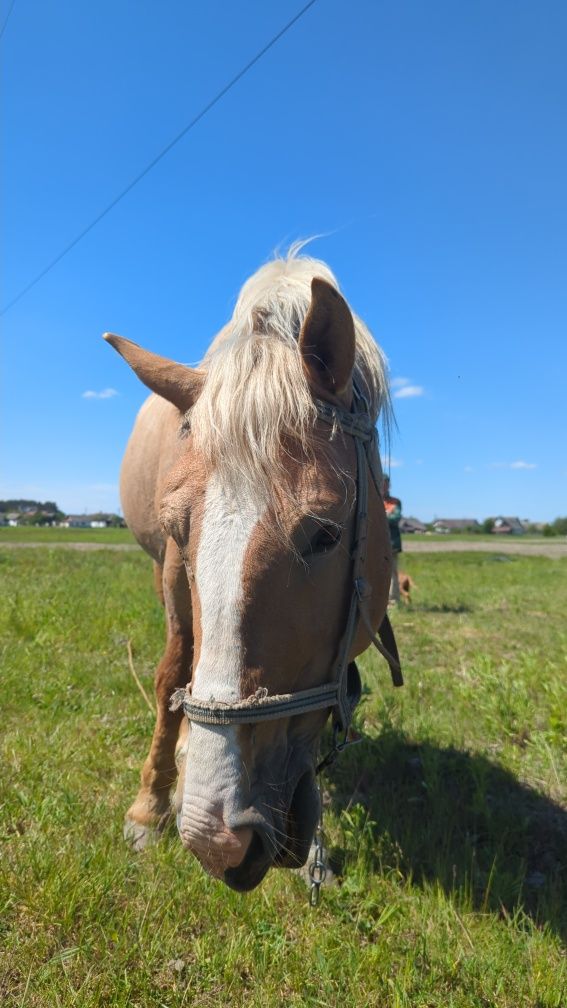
410 603 473 614
325 730 566 940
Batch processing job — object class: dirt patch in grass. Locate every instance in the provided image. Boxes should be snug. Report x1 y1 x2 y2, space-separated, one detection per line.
403 538 567 558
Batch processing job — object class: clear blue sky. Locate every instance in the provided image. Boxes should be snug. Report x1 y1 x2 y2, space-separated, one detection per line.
2 0 566 521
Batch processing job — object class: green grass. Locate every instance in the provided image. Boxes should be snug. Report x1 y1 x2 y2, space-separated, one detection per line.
0 526 136 545
1 546 565 1007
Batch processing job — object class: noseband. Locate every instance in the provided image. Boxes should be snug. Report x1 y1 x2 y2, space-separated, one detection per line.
171 384 403 738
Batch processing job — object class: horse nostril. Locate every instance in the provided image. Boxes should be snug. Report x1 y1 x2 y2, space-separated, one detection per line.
230 828 267 866
232 826 253 863
248 828 271 862
223 829 272 891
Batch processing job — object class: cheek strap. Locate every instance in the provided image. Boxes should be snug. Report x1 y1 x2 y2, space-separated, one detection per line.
171 386 402 734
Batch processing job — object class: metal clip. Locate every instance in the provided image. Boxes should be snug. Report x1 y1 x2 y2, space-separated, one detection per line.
316 724 363 774
308 820 327 907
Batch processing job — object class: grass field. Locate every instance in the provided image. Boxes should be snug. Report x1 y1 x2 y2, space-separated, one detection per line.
0 526 136 545
1 545 565 1007
0 525 552 546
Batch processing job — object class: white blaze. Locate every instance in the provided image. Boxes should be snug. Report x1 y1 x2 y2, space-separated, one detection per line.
180 473 263 832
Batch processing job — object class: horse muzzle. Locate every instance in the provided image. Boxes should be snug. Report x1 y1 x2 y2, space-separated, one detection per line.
223 769 320 891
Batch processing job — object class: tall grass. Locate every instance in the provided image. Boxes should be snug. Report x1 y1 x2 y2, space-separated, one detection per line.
1 547 565 1006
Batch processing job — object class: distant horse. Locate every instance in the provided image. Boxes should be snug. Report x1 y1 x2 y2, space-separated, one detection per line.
398 571 417 605
105 252 400 891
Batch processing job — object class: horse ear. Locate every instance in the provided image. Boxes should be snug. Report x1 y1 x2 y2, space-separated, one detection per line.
103 333 204 412
299 278 355 396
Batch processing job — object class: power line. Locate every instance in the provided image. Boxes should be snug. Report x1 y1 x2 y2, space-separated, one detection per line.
1 0 319 316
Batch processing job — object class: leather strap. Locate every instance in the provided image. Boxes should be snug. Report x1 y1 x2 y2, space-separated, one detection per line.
317 389 403 708
170 683 341 725
175 384 403 733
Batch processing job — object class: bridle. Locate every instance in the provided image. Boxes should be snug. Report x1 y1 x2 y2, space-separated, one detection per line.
170 382 403 741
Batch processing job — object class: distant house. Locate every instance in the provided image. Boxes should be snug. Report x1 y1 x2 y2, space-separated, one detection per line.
62 516 109 532
88 513 125 528
523 521 545 533
432 519 481 534
492 516 525 535
399 517 427 534
62 515 94 528
6 512 21 527
61 513 122 529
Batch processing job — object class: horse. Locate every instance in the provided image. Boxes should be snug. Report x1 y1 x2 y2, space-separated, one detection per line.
104 251 400 892
398 571 417 605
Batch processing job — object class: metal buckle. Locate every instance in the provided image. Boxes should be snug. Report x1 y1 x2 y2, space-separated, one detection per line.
316 723 363 775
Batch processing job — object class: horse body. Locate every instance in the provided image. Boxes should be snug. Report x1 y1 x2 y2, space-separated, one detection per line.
120 394 182 563
107 253 394 890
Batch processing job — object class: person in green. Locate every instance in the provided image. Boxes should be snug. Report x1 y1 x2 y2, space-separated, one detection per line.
382 476 402 604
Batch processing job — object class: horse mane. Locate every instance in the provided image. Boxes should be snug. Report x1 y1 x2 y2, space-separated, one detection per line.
188 247 391 505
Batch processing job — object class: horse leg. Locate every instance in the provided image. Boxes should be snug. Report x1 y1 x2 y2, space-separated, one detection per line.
153 558 165 606
125 540 193 850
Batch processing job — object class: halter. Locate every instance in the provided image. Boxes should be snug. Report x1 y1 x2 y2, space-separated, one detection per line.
170 383 403 737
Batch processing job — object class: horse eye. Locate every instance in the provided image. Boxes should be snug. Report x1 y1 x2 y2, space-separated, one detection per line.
303 523 343 557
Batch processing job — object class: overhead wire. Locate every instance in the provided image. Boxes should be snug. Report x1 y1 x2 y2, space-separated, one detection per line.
1 0 319 315
0 0 17 42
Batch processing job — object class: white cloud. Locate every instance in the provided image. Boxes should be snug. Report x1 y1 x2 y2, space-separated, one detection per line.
82 388 118 400
464 466 474 472
394 384 424 399
387 457 404 468
490 461 537 470
391 377 425 399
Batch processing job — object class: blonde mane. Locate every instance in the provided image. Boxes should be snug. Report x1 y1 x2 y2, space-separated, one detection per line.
189 249 391 505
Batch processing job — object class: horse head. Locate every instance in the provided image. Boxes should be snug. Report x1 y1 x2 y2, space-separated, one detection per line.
106 258 393 890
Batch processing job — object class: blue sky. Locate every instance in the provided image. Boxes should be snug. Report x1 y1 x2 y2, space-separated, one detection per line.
2 0 566 521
